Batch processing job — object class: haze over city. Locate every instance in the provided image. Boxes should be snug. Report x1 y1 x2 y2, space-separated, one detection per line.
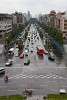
0 0 67 17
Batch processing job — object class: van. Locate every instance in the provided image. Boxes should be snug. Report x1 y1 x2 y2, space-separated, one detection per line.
60 89 66 94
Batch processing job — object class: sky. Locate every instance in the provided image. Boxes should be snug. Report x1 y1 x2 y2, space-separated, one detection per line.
0 0 67 17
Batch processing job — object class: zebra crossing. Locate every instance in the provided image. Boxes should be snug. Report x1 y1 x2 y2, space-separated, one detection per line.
9 73 63 80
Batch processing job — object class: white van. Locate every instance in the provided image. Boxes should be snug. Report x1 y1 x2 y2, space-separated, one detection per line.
8 48 14 55
60 89 66 94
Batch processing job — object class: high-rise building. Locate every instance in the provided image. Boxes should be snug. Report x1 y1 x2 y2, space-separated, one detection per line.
27 11 32 21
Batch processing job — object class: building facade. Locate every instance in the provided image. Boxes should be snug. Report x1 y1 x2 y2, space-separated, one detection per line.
57 11 67 39
12 12 27 28
0 14 12 38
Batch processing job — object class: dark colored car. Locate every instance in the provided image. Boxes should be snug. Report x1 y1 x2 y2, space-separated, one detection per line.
48 52 55 61
24 59 30 65
0 68 5 74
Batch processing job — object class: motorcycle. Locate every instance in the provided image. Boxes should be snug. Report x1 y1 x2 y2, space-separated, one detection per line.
25 88 32 95
4 75 8 82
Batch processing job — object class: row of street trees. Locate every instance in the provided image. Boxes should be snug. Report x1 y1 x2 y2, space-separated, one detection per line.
4 23 28 45
38 22 63 45
18 24 30 55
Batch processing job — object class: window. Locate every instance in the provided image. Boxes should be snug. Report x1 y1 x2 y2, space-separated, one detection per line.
64 20 67 22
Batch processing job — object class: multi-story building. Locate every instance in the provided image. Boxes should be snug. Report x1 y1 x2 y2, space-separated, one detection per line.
22 15 26 24
12 12 27 28
57 11 67 39
49 10 57 28
0 14 12 38
39 10 67 39
39 14 49 25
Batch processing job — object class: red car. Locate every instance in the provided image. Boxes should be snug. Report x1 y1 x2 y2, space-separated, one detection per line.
20 54 24 58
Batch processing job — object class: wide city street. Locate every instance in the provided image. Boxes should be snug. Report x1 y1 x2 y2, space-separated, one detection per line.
0 24 67 96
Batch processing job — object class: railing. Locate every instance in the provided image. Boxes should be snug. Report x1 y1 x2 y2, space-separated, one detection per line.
50 37 63 52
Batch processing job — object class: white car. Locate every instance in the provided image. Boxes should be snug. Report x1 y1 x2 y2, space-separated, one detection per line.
25 50 28 56
30 47 33 52
25 50 28 53
44 50 48 54
6 59 13 66
60 89 66 94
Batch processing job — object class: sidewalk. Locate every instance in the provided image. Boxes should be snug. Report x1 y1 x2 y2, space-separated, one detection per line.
27 95 44 100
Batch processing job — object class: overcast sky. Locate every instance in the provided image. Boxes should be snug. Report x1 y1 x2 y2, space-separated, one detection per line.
0 0 67 17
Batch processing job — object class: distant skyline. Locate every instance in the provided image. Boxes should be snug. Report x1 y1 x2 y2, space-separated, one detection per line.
0 0 67 17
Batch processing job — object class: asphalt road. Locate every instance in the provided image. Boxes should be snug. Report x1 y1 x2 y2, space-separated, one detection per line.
0 24 67 96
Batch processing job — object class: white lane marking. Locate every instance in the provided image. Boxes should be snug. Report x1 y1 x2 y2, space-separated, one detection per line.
40 85 47 87
53 76 62 79
50 89 58 92
14 74 29 79
22 76 28 78
29 75 37 78
40 74 62 79
7 90 16 91
19 85 27 87
31 88 37 90
41 74 52 78
61 85 67 88
29 76 35 78
37 75 45 78
9 74 29 79
0 86 6 89
9 74 23 79
29 81 35 83
35 76 41 78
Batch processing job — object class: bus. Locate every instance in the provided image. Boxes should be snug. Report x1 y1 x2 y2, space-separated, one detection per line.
37 46 44 55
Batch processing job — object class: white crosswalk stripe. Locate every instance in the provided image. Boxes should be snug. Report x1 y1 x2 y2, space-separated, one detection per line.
8 73 62 80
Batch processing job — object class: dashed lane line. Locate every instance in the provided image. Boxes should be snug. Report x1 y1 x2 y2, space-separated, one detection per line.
0 86 6 89
50 89 59 92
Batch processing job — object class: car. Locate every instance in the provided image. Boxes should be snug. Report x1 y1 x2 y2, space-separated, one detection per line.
27 44 29 47
27 41 29 44
6 59 13 66
25 50 28 53
8 48 14 56
30 47 33 52
25 50 28 56
25 47 29 52
31 37 33 39
44 50 48 54
20 53 24 58
0 68 5 74
25 53 28 56
24 59 30 65
48 52 55 61
60 89 66 94
31 42 34 44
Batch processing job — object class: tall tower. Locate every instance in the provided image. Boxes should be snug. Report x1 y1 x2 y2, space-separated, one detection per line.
27 11 32 21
